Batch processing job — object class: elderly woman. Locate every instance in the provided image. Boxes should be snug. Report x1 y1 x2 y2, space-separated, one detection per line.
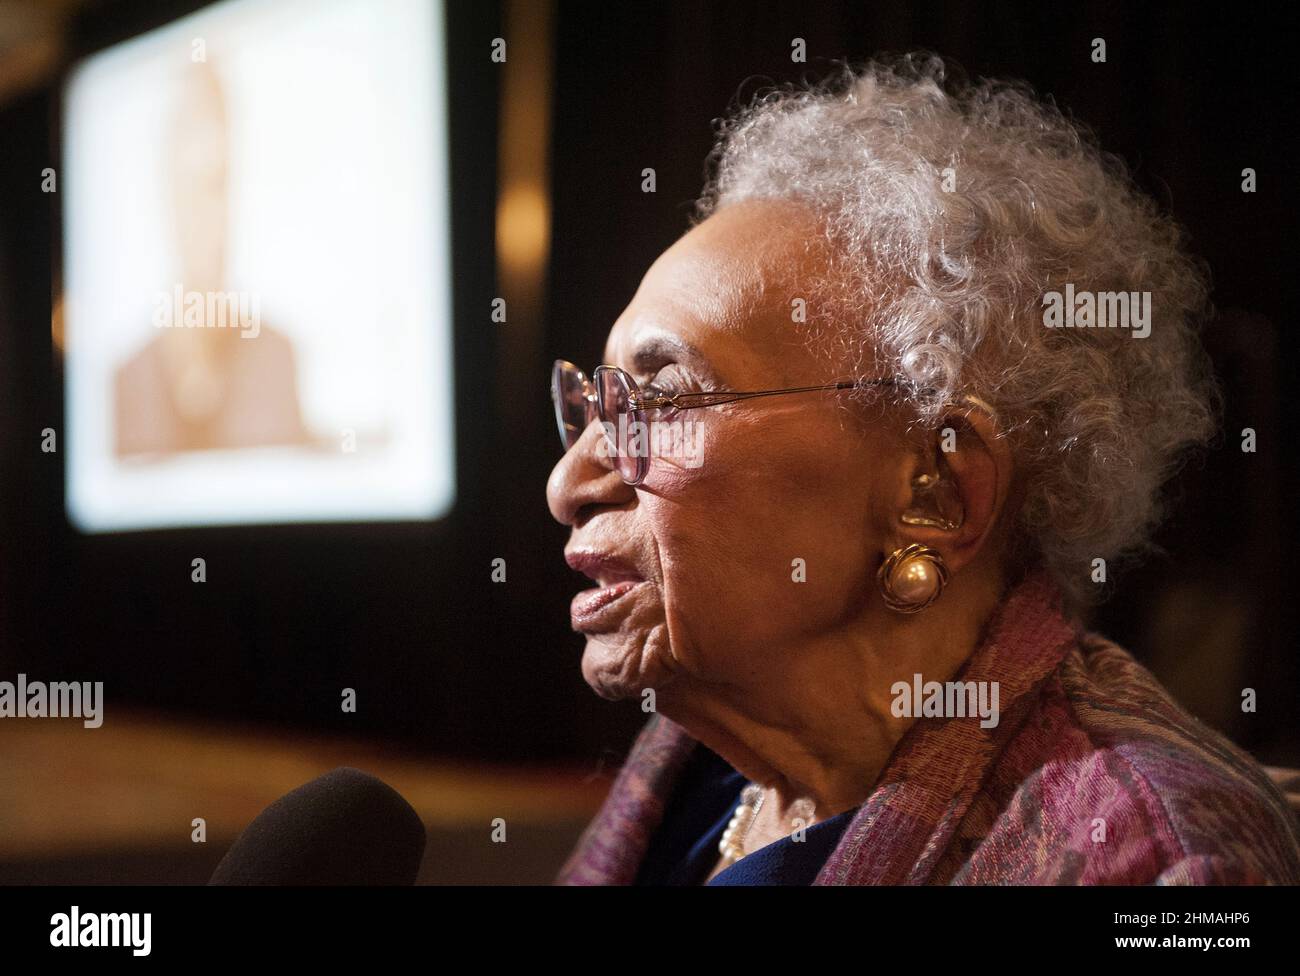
545 56 1300 885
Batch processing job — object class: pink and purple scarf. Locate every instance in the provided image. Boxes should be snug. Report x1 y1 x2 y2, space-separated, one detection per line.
557 571 1300 884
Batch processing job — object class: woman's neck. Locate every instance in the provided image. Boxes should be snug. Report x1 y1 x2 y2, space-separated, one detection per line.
656 575 1001 817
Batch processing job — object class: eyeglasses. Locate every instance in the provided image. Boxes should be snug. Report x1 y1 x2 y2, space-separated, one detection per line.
551 358 898 485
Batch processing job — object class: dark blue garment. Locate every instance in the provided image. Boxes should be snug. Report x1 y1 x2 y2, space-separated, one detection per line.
634 742 855 885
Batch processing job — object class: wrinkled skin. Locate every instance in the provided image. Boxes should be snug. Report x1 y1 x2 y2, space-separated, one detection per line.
547 197 1013 831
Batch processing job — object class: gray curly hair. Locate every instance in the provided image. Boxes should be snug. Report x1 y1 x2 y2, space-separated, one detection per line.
694 53 1219 609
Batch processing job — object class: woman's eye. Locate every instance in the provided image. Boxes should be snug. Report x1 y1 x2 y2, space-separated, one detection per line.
640 380 683 417
641 385 673 409
644 366 688 396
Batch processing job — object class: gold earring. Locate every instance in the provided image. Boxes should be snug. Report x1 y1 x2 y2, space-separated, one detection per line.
877 544 948 613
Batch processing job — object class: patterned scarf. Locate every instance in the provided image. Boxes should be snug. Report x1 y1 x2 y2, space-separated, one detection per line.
556 570 1300 885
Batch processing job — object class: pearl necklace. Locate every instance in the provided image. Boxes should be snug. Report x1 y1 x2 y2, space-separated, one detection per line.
718 784 817 866
718 784 765 865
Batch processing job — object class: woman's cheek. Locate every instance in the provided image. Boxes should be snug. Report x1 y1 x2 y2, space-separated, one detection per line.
641 421 721 491
648 517 721 673
645 408 772 492
640 415 855 669
656 514 775 680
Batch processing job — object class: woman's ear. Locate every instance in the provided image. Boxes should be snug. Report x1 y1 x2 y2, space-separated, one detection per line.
893 399 1013 576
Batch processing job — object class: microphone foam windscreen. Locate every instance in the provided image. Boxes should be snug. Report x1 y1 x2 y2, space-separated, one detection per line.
209 767 427 885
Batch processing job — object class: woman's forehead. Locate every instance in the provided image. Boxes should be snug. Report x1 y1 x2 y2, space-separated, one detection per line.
604 203 829 371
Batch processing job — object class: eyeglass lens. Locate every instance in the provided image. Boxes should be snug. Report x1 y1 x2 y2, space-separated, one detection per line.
595 367 645 484
551 361 593 450
551 362 647 484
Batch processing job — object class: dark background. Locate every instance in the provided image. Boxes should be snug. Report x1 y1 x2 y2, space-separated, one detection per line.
0 0 1295 769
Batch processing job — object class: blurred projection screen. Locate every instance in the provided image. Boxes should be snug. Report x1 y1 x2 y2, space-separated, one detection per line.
62 0 455 531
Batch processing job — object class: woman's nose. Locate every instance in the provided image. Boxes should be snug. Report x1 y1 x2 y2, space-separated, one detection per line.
546 421 634 526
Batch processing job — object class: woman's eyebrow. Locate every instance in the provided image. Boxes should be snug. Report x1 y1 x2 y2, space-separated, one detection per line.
629 334 707 372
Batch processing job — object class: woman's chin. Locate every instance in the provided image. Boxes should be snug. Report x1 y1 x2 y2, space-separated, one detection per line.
580 634 666 702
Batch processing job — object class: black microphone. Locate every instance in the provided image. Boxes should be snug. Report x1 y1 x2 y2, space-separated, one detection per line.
209 767 427 885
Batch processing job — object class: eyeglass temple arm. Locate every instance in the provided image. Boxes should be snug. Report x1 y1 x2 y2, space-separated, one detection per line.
636 378 898 410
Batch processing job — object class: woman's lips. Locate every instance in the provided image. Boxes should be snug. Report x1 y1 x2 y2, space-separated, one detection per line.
570 580 645 632
564 548 647 631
